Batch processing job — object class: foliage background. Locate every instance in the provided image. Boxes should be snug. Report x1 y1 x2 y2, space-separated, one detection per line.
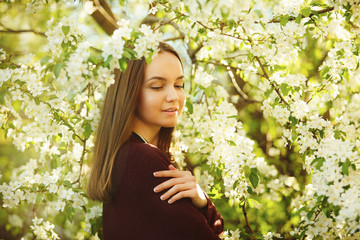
1 0 360 239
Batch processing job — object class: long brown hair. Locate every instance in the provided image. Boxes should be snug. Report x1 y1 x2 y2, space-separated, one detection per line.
87 42 182 202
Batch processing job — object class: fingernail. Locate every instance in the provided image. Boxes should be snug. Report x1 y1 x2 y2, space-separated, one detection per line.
168 199 172 204
153 172 158 176
160 195 165 200
153 187 158 192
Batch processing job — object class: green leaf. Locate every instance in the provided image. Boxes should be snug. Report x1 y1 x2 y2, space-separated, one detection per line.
145 55 153 64
66 205 75 222
249 172 259 188
91 217 103 235
227 115 241 119
186 100 193 114
247 198 260 208
122 50 132 60
119 57 128 72
254 10 263 18
307 208 315 219
244 165 251 177
311 157 325 170
124 47 137 58
247 186 253 194
280 16 289 26
289 116 298 125
62 25 70 36
83 124 92 140
351 163 356 171
302 7 311 17
40 55 51 65
34 97 40 105
0 88 7 104
342 160 351 176
54 62 65 78
14 79 26 87
50 158 58 169
63 180 72 188
53 111 61 122
233 179 239 190
46 193 54 201
36 194 42 204
295 14 302 24
86 102 92 110
280 83 291 96
104 55 113 68
226 140 237 146
11 100 22 112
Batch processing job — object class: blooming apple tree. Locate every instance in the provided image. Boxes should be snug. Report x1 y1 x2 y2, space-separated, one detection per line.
0 0 360 239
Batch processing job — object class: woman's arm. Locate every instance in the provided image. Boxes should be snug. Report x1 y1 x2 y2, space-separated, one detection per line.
124 144 223 239
153 165 208 208
153 165 224 235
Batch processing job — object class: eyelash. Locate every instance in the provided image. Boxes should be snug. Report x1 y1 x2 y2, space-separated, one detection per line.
151 85 184 90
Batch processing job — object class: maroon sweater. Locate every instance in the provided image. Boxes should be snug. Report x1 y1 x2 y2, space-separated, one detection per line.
103 134 224 240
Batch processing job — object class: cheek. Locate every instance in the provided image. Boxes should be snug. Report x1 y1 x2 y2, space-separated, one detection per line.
179 92 186 112
138 90 160 113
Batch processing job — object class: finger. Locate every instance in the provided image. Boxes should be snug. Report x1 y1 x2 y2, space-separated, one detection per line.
153 169 182 178
168 164 177 170
167 189 197 204
154 169 192 178
153 177 187 193
154 174 196 192
159 182 196 201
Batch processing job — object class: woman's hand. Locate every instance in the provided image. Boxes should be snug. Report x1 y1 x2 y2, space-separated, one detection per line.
153 165 208 208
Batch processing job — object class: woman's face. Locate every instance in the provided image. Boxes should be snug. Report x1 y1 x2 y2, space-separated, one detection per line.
135 51 185 132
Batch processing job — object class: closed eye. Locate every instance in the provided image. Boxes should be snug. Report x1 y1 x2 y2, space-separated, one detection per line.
151 87 163 90
175 84 185 89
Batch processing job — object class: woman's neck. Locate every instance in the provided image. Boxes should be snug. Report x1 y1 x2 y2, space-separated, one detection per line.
132 120 160 146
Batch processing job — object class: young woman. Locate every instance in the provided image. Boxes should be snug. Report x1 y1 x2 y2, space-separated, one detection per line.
88 42 224 239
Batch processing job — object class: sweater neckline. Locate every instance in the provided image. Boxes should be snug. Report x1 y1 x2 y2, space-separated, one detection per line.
131 131 148 143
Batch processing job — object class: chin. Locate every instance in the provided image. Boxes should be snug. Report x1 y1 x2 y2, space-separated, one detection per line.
161 122 178 128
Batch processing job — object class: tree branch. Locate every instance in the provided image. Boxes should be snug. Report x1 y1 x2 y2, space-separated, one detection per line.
242 201 255 237
153 13 185 31
141 15 185 37
72 139 87 186
164 36 185 42
189 43 203 62
254 56 289 105
91 0 118 35
0 22 45 36
268 7 335 23
228 68 250 101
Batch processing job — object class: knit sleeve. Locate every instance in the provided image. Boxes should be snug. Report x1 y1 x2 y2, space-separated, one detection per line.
198 192 224 235
124 143 223 240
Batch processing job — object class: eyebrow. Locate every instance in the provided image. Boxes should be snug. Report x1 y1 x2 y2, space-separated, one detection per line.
145 75 184 82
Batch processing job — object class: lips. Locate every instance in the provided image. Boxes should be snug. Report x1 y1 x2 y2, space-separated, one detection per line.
162 107 178 112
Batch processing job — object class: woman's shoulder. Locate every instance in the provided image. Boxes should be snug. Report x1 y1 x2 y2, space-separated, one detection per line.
129 140 165 157
121 135 170 166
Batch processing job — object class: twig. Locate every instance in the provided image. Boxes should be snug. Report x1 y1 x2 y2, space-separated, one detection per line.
242 201 255 236
153 13 185 31
189 43 203 62
72 139 87 185
0 22 46 36
163 36 185 42
227 68 249 101
254 56 289 105
268 7 335 23
0 29 46 36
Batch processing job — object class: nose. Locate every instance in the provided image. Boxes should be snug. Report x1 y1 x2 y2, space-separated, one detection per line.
165 86 179 102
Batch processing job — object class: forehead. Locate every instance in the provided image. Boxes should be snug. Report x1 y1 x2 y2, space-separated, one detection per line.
144 52 183 79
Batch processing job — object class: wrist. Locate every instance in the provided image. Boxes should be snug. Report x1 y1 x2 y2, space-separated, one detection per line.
192 184 208 208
